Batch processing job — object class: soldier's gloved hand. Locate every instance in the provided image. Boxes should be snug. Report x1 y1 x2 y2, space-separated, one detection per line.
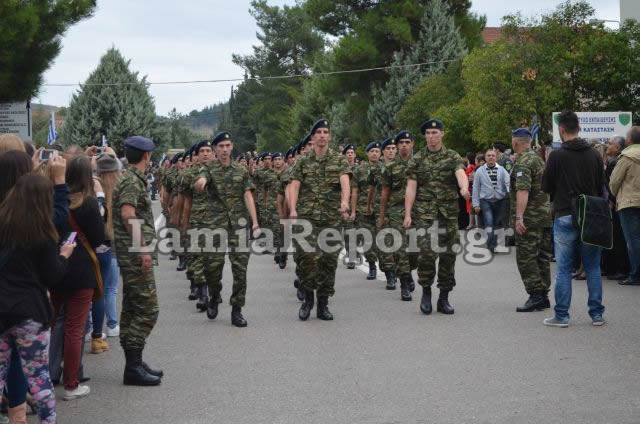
194 177 207 191
141 254 152 273
403 215 412 229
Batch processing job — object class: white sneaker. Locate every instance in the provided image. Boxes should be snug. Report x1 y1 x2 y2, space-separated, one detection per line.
106 325 120 337
63 384 90 401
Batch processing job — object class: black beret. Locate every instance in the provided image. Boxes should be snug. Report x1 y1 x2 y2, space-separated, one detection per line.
381 138 396 150
301 134 311 147
171 153 182 164
181 150 189 161
342 144 355 155
284 148 293 159
124 136 155 152
394 130 414 142
212 131 232 145
511 128 532 138
420 119 444 134
195 140 212 155
295 143 303 155
365 141 381 152
271 152 283 159
310 119 330 135
263 152 272 159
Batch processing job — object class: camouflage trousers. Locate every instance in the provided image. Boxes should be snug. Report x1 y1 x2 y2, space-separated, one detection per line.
416 217 459 291
119 265 159 351
384 213 413 280
267 207 282 254
376 215 396 273
295 217 342 297
202 225 251 308
516 226 552 295
355 213 378 264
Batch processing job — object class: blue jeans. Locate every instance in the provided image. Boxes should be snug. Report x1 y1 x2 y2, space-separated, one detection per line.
619 207 640 282
479 198 505 249
105 255 120 329
553 215 605 321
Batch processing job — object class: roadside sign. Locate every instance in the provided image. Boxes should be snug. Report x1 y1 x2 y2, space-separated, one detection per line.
0 102 32 141
552 111 631 144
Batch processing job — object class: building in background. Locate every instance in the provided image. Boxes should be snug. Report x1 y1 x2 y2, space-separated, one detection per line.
621 0 640 24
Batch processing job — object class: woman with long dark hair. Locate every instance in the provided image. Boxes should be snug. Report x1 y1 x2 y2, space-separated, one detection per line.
49 156 104 401
0 175 76 424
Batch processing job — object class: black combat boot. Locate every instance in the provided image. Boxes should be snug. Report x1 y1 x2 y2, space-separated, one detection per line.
516 293 546 312
408 274 415 292
296 287 305 301
316 296 334 320
420 287 432 314
294 278 300 288
367 262 377 280
188 281 198 301
298 290 314 321
279 253 287 269
541 293 551 309
347 261 356 269
123 349 161 386
196 286 208 312
176 256 186 271
400 276 412 301
385 271 396 290
169 251 177 261
231 306 247 327
216 292 223 304
207 295 219 320
437 290 455 315
140 356 164 378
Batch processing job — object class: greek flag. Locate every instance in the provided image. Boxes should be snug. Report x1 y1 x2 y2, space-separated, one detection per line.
530 122 540 143
47 112 58 145
102 135 109 147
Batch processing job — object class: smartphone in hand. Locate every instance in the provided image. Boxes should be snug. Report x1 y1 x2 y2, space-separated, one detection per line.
40 149 56 161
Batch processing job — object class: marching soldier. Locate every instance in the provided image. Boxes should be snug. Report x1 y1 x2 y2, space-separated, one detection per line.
112 136 163 386
265 152 286 265
379 130 417 301
367 138 397 290
343 144 359 269
194 131 260 327
289 119 351 321
351 141 381 280
404 119 469 315
510 128 552 312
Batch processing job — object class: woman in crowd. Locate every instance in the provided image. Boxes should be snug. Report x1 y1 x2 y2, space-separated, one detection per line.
0 174 76 424
91 152 122 353
0 135 25 155
49 156 104 401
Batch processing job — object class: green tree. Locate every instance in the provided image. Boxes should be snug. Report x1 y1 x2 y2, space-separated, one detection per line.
368 0 466 136
60 48 157 155
0 0 96 102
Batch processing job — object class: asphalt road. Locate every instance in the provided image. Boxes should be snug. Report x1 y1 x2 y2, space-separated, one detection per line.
53 202 640 424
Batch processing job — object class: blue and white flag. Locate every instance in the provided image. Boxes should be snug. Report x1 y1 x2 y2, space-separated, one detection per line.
47 112 58 145
102 135 108 147
530 123 540 142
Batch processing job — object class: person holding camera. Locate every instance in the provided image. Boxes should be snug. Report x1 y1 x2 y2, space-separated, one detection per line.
0 174 77 424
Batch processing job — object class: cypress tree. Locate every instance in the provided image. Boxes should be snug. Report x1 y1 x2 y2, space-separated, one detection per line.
61 48 156 155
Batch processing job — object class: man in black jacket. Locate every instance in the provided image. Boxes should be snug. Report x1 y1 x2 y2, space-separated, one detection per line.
542 111 606 327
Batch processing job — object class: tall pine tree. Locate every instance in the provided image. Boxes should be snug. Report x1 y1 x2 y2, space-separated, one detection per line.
367 0 466 136
61 48 156 155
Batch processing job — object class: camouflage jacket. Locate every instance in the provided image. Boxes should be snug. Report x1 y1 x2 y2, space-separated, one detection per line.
498 155 514 174
112 166 156 262
278 165 295 196
163 167 179 196
199 161 255 228
262 168 280 210
366 162 384 213
510 149 552 228
290 148 351 223
352 161 380 216
177 165 212 225
380 155 412 216
406 146 465 220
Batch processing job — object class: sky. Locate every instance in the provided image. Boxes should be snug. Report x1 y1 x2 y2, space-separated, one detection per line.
36 0 622 116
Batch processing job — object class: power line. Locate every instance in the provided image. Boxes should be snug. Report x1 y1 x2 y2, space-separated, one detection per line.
42 58 462 87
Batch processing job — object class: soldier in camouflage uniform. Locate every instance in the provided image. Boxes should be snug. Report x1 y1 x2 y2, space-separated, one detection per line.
351 141 381 280
112 136 162 386
194 131 259 327
163 154 181 260
405 119 469 316
510 128 552 312
289 119 352 321
379 130 416 301
266 152 286 266
367 138 397 290
342 144 359 269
